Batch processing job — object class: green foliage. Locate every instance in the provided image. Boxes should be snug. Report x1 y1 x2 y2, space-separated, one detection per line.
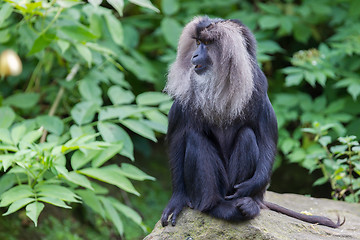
302 123 360 203
0 0 165 237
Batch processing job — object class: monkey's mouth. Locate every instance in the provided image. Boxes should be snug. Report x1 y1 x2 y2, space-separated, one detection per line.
194 64 207 74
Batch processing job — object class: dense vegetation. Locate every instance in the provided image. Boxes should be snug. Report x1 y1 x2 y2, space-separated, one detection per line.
0 0 359 239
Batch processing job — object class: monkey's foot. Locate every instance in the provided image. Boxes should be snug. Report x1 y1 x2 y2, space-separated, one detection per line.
235 197 260 219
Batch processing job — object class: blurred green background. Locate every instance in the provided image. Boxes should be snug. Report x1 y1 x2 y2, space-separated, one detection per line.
0 0 360 239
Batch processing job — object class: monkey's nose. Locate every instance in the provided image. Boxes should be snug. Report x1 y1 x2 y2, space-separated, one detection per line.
191 54 199 65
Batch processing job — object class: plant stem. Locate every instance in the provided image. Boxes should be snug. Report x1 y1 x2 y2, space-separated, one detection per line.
39 7 63 36
40 63 80 143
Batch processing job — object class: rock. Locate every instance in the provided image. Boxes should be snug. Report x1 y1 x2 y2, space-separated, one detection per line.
144 191 360 240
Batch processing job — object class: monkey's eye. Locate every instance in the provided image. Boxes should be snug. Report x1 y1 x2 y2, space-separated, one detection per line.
196 39 201 45
203 40 210 45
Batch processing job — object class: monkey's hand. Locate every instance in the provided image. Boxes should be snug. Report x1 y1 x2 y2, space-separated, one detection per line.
225 182 253 200
161 195 192 227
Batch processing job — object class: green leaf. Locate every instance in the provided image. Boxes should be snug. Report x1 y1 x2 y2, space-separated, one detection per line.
36 115 64 136
88 0 102 7
56 0 82 8
319 136 331 147
288 149 306 163
280 138 295 155
71 101 98 125
257 3 281 14
91 142 124 167
313 177 328 186
59 25 98 42
38 197 71 209
330 145 347 154
119 163 155 181
108 86 135 105
121 119 157 142
28 34 55 55
79 167 140 195
0 174 16 196
258 16 280 29
104 14 124 46
144 110 168 126
36 184 81 202
57 39 70 54
141 119 167 134
107 0 124 16
111 198 142 224
97 122 133 160
0 3 13 26
161 0 179 15
0 107 15 129
285 73 303 86
159 101 173 114
26 202 44 227
76 189 105 217
0 29 10 44
71 149 99 170
3 198 35 216
101 197 123 235
19 128 43 150
11 124 26 145
161 17 182 48
348 83 360 100
86 43 115 55
57 166 94 190
0 154 15 171
136 92 171 106
0 185 34 207
79 79 102 102
75 44 92 67
3 93 40 109
129 0 159 12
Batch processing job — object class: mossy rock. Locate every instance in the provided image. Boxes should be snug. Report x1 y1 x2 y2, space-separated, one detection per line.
145 191 360 240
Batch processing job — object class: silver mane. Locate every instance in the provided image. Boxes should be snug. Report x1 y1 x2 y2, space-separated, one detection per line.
165 17 256 125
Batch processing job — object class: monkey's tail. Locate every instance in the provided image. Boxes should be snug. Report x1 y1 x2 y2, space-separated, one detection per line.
263 201 345 228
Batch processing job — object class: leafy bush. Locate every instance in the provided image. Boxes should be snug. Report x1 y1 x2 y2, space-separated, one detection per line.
303 122 360 202
0 0 171 236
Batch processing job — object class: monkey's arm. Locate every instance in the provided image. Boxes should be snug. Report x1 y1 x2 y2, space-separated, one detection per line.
161 102 192 227
226 97 278 199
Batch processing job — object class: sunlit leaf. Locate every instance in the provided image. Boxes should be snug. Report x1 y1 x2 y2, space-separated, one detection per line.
104 14 123 46
136 92 171 106
79 167 140 195
75 44 92 67
0 185 33 207
36 115 64 136
97 122 134 160
101 197 123 235
3 198 35 216
3 93 40 109
26 202 44 227
71 101 98 125
108 86 134 105
121 119 157 142
0 107 15 129
129 0 159 12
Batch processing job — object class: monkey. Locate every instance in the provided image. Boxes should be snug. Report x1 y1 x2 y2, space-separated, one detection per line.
161 16 344 228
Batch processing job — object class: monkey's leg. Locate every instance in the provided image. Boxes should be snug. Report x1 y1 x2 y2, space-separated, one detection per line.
183 130 229 211
225 127 263 219
227 127 259 192
184 130 257 221
206 197 260 221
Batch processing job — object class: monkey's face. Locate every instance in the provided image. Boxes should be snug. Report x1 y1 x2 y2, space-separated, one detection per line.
191 39 213 75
